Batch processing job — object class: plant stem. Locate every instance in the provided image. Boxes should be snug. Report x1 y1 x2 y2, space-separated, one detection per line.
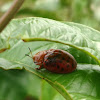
0 0 25 33
22 37 100 65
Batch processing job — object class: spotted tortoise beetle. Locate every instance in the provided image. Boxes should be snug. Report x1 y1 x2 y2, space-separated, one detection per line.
26 48 77 74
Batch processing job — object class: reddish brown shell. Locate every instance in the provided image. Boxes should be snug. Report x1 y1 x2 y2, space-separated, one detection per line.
33 49 77 74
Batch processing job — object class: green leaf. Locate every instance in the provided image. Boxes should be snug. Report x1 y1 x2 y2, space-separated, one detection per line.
0 69 41 100
25 64 100 100
1 17 100 64
41 80 65 100
0 17 100 100
26 72 41 99
0 69 27 100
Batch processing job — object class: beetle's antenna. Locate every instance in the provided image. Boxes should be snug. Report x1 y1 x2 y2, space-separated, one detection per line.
25 47 33 58
28 47 33 58
25 54 32 58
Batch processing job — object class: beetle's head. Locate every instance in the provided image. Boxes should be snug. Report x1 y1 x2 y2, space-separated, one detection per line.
33 50 47 66
25 48 47 66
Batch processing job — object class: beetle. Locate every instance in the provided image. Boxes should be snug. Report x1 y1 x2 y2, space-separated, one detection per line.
26 48 77 74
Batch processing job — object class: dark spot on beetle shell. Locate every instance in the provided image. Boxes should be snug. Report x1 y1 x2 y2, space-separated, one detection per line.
51 57 57 62
57 65 60 69
47 57 51 60
72 63 74 68
55 54 61 58
66 60 69 63
45 61 49 66
67 57 70 62
62 57 65 60
45 61 48 64
59 50 62 53
66 64 70 68
48 59 52 63
45 61 47 63
61 68 64 71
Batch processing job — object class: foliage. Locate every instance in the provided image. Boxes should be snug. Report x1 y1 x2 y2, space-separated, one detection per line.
0 17 100 100
0 69 41 100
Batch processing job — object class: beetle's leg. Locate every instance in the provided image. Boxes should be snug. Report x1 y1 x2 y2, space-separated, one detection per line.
35 65 43 70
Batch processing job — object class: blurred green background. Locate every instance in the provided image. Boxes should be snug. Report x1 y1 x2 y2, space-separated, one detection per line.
0 0 100 31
